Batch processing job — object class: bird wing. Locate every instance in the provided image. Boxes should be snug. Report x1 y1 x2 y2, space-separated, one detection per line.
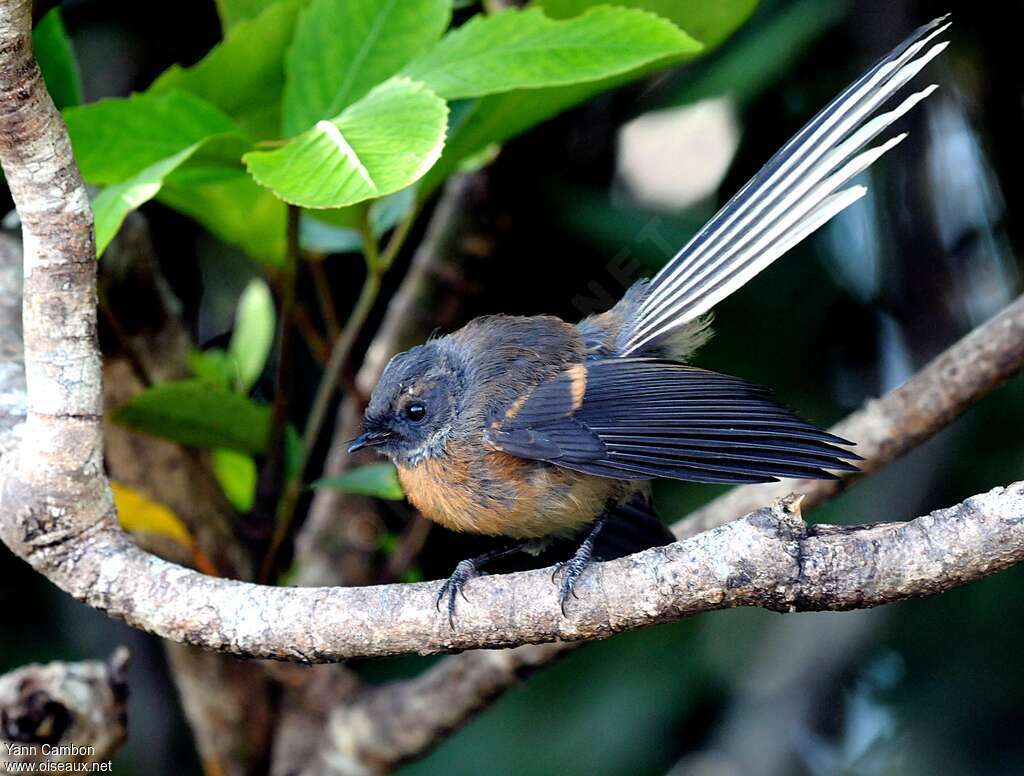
484 358 860 484
616 16 950 357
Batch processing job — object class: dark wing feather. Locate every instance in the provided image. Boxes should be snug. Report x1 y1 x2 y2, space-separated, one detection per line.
485 358 859 484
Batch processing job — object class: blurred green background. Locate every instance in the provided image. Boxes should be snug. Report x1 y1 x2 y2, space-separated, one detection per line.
2 0 1023 774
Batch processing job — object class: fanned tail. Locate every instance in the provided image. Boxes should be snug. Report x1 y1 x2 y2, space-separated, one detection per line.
617 15 950 357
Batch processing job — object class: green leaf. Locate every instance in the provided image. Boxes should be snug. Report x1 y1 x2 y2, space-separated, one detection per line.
400 6 700 100
283 0 450 137
419 2 738 197
311 463 405 500
92 145 200 256
159 172 288 265
244 78 448 209
211 448 258 512
34 9 83 109
229 278 276 392
539 0 758 51
151 0 307 138
113 380 271 454
65 91 241 185
215 0 284 31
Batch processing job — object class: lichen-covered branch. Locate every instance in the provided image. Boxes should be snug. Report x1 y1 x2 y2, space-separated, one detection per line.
0 648 130 766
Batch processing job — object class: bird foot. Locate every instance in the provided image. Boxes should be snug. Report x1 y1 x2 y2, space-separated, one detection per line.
436 558 480 629
551 515 605 615
551 555 592 616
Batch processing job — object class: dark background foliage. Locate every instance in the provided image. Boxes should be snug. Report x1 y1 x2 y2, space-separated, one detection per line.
2 0 1023 773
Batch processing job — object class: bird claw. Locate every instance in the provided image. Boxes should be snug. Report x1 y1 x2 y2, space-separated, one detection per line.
553 555 590 616
436 559 478 629
552 515 605 615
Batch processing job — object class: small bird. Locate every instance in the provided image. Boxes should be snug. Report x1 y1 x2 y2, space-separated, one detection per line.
351 17 950 624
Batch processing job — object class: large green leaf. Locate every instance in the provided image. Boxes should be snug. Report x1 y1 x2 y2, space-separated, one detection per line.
65 91 241 185
420 1 748 196
150 0 307 139
92 145 201 256
311 463 405 500
283 0 451 137
244 78 448 209
113 380 271 454
34 8 83 110
229 278 276 393
159 172 288 265
400 5 699 100
539 0 758 51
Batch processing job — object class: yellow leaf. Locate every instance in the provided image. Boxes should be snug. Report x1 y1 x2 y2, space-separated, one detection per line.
111 482 219 575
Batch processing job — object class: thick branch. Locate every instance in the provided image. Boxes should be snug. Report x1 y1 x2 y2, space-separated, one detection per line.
9 473 1024 662
0 649 129 766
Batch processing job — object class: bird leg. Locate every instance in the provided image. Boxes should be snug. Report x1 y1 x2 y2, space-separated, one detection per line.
552 515 607 615
436 543 527 628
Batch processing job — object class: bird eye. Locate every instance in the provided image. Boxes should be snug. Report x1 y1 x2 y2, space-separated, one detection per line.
404 402 427 422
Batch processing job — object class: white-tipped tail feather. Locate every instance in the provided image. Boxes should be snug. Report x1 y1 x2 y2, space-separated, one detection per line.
618 16 950 356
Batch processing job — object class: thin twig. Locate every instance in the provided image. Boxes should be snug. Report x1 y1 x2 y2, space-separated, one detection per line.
308 259 341 342
265 205 301 469
253 207 302 579
294 303 331 365
377 202 421 273
381 514 432 584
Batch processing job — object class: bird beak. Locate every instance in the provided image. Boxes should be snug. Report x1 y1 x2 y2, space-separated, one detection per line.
348 430 392 453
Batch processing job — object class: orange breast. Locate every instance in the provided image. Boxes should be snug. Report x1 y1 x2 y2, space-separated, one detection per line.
397 449 627 539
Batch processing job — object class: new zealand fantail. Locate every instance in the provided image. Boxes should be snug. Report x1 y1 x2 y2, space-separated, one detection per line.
351 17 950 624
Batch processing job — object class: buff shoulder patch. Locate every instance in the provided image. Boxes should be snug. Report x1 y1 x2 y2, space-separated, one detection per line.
494 363 588 429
